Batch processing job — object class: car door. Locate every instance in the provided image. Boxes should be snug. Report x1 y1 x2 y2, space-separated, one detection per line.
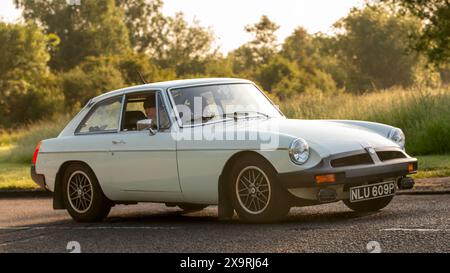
107 90 181 202
71 95 126 200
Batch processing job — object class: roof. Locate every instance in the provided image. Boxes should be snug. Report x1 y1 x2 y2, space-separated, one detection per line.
91 78 253 103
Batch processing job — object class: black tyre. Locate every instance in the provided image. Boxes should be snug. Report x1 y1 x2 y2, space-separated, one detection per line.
178 204 208 211
343 195 394 212
229 154 290 223
62 163 112 222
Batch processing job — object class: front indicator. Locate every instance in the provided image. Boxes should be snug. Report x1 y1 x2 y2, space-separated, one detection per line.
408 163 416 173
315 174 336 184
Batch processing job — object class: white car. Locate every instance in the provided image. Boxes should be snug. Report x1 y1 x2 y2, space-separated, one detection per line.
31 78 417 223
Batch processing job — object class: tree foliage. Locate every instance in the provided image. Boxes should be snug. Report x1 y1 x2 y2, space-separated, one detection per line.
0 22 62 127
155 12 217 77
1 1 448 127
333 5 422 91
115 0 167 54
15 0 132 71
230 15 280 75
381 0 450 65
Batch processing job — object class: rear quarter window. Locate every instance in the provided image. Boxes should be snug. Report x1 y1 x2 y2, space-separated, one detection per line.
76 96 123 134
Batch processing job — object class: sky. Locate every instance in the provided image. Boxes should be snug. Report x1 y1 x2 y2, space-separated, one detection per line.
0 0 363 54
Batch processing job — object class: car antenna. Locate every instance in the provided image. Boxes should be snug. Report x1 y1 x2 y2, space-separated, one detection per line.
136 69 147 84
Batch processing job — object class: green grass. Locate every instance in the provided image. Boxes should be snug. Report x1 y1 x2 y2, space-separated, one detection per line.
413 154 450 179
7 115 69 164
0 146 38 190
0 162 38 190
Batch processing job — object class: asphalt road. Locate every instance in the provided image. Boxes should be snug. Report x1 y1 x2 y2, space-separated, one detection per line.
0 194 448 253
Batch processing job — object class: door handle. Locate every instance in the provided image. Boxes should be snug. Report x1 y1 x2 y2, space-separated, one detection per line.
112 140 126 145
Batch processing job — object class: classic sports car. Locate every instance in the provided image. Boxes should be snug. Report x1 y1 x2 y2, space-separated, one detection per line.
31 78 417 223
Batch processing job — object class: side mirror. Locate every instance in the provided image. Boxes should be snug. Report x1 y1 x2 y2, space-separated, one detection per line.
137 119 156 135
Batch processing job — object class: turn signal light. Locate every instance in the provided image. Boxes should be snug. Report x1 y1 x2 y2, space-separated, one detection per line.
315 174 336 184
408 163 415 173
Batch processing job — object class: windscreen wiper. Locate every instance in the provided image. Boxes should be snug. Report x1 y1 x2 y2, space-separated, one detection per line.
223 111 270 121
189 114 217 124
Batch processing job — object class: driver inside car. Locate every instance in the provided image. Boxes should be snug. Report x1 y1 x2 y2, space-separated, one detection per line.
143 94 170 130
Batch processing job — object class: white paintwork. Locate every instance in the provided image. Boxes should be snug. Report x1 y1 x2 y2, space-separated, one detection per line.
34 78 407 205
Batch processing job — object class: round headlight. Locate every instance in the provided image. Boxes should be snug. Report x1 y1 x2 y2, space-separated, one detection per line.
388 128 405 149
289 138 310 165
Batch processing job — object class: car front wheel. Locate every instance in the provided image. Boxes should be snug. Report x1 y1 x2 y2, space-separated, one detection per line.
343 195 394 212
229 155 290 223
62 163 112 222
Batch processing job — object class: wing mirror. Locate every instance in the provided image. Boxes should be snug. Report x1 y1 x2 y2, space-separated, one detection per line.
137 119 156 136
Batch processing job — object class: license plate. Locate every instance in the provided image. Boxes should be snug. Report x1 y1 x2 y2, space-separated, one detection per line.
350 181 396 203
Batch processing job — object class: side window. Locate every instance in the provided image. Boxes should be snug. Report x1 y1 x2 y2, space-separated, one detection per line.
76 96 122 134
121 92 171 132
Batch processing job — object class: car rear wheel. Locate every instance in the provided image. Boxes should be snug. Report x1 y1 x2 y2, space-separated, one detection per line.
229 155 290 223
62 163 112 222
343 195 394 212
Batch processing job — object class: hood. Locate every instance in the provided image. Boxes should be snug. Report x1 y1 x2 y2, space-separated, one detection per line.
260 118 398 156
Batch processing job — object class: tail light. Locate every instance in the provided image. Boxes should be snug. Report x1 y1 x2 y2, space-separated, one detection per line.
32 141 42 165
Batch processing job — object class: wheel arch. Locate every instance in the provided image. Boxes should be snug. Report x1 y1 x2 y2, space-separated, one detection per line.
53 160 105 210
217 150 277 219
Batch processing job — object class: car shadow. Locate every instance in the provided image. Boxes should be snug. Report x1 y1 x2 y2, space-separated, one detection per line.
2 202 422 230
101 206 391 227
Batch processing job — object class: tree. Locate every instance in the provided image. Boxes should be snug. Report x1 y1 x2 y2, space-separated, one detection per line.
245 15 280 64
0 22 62 127
61 54 177 111
255 55 301 97
281 27 314 64
381 0 450 65
117 53 175 85
62 56 126 110
15 0 132 71
230 15 280 75
115 0 167 55
257 28 338 97
333 4 422 91
155 12 217 77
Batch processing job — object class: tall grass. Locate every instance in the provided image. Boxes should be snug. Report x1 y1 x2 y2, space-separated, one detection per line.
278 86 450 155
6 115 70 163
0 130 24 146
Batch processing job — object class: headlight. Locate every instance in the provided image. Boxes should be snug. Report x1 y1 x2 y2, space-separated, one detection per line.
289 138 310 165
388 128 405 149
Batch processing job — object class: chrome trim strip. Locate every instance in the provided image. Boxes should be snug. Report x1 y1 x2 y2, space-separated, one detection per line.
120 190 178 193
39 149 174 154
39 151 109 154
117 94 126 132
178 148 289 152
39 148 289 154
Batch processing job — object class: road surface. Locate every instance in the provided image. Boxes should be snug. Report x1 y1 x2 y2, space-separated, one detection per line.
0 194 448 253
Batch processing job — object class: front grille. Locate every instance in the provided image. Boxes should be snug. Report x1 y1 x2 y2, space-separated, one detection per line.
331 153 374 168
377 151 406 162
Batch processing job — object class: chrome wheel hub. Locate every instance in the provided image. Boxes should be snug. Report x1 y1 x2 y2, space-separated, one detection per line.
67 171 93 214
236 166 271 215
